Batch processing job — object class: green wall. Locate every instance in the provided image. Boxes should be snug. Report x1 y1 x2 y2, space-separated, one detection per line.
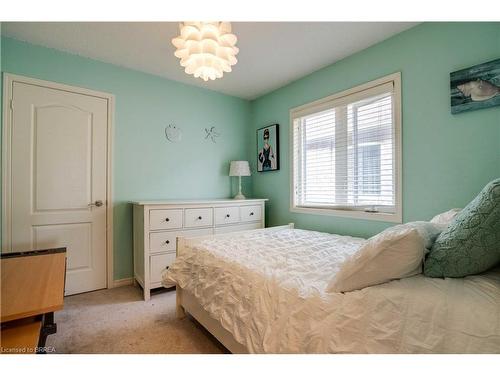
1 36 251 280
249 22 500 238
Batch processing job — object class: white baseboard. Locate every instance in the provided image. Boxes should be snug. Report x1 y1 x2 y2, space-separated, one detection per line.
112 277 134 288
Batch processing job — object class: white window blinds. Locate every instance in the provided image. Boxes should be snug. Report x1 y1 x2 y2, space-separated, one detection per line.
292 78 400 216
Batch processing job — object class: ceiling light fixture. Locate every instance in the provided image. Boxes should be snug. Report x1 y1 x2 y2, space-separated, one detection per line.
172 22 239 82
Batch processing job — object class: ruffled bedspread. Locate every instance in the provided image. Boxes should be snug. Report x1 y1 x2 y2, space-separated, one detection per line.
164 228 500 353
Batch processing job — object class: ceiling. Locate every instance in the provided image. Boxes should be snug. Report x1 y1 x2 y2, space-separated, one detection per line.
2 22 417 100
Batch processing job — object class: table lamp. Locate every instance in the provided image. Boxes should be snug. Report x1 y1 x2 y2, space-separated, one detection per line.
229 161 251 200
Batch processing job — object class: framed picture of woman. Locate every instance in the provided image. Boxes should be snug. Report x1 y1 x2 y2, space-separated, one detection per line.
257 124 279 172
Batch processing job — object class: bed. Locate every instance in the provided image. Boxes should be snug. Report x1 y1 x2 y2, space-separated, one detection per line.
163 224 500 354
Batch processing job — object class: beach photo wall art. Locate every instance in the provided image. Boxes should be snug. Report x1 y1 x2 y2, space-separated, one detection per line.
450 58 500 114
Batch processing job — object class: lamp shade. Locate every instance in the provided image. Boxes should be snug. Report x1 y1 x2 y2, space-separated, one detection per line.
229 161 251 177
172 22 239 82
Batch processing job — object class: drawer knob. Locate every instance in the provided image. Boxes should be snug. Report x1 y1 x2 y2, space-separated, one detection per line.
198 216 202 220
250 212 254 216
165 218 170 222
226 214 230 218
165 240 170 245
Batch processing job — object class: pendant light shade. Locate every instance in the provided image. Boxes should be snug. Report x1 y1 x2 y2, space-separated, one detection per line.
172 22 239 82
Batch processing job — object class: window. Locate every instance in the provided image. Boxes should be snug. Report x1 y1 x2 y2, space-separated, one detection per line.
291 73 401 222
358 144 381 195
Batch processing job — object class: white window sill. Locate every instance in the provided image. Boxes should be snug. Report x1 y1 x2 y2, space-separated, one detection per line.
290 206 402 223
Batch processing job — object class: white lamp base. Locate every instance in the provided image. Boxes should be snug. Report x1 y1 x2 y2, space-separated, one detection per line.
233 175 246 200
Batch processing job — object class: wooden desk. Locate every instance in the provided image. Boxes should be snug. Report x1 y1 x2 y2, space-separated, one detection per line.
1 248 66 354
1 319 42 354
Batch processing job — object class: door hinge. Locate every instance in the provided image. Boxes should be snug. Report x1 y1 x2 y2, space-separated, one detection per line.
10 100 14 110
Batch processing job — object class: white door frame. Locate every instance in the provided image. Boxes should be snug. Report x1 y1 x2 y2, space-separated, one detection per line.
2 73 115 290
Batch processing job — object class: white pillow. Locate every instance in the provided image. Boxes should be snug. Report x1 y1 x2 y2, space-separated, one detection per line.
327 224 427 293
430 208 461 225
404 221 446 250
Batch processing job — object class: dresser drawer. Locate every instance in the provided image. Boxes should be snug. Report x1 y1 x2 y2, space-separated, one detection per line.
214 222 261 234
184 208 213 228
149 209 183 230
150 253 176 284
179 228 213 239
215 206 240 225
240 205 262 222
149 228 213 254
149 232 177 254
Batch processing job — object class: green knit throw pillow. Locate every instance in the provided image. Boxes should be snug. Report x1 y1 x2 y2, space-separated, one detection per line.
424 178 500 277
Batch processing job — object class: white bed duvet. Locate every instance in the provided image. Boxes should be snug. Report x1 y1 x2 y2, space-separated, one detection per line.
164 227 500 353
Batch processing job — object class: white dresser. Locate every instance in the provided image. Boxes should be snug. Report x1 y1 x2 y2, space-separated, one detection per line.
132 199 267 300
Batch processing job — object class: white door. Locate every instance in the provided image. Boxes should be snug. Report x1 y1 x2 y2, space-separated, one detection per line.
7 79 109 295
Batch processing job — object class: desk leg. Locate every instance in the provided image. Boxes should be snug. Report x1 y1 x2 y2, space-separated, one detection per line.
37 312 57 353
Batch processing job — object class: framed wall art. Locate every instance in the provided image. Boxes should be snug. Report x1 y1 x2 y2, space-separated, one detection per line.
450 58 500 114
257 124 279 172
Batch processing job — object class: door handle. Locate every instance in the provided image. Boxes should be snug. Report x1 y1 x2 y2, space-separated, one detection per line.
88 200 104 207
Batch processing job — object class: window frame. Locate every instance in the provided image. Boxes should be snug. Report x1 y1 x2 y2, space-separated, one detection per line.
289 72 402 223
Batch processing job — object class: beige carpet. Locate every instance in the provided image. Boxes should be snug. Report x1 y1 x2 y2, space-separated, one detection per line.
46 285 226 354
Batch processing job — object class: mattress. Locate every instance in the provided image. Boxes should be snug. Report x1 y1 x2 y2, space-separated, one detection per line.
164 227 500 353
